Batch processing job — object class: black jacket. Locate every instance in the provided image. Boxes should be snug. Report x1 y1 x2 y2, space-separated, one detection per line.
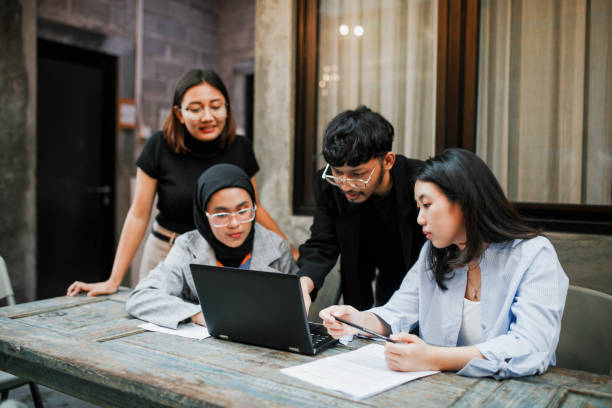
297 155 426 310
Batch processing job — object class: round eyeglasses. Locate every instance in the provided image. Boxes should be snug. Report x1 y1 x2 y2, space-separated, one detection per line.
181 103 227 120
205 205 256 228
321 163 378 189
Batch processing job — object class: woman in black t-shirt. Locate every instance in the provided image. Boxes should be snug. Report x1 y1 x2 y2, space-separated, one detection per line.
67 69 295 296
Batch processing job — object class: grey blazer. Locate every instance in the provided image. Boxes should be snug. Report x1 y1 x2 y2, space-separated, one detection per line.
126 224 298 329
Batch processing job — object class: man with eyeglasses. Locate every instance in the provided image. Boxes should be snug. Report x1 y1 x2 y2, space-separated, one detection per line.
298 106 425 313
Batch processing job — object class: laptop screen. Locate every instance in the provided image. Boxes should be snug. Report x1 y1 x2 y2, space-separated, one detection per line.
190 264 322 354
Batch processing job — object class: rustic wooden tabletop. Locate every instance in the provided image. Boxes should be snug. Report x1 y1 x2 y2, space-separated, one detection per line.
1 290 610 407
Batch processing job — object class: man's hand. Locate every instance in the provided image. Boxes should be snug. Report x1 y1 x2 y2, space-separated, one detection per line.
299 276 314 315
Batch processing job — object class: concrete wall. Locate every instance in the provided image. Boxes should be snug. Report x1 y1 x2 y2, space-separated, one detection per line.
0 0 37 301
253 0 312 251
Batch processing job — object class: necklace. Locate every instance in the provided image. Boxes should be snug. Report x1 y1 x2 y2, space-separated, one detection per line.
467 277 481 300
466 264 481 301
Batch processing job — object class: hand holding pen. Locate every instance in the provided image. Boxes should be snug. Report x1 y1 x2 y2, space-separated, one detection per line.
318 304 395 342
333 316 397 343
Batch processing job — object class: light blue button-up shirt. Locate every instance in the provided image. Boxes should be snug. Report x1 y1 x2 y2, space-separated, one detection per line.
369 236 569 379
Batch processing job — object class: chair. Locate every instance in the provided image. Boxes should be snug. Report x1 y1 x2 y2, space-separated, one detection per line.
556 285 612 375
308 262 342 324
0 400 29 408
0 256 44 408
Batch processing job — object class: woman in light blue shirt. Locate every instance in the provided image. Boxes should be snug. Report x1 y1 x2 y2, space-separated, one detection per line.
319 148 568 379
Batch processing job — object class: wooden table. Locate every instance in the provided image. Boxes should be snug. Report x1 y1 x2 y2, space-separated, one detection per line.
1 291 611 407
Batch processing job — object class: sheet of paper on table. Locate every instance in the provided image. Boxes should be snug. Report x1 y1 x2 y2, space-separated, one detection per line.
139 322 210 340
281 343 438 400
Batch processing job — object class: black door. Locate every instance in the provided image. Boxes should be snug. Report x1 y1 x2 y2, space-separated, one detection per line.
37 39 116 299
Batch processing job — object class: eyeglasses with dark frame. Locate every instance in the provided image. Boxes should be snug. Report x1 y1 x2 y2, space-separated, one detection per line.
205 205 257 228
321 163 379 189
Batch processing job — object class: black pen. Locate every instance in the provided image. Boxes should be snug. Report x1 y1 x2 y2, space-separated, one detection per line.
333 316 396 343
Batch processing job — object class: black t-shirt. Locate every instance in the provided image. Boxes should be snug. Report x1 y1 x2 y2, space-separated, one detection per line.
136 131 259 233
359 185 406 306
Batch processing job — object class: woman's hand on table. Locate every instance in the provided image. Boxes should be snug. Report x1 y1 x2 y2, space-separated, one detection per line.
66 279 119 297
191 312 206 327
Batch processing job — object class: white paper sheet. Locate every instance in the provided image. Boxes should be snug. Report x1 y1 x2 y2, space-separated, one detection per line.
139 322 210 340
280 344 438 400
339 334 353 345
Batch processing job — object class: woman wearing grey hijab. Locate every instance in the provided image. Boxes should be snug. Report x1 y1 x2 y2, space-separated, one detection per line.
126 164 297 329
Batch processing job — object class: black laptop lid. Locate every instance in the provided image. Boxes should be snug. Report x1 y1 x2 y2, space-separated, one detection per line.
190 264 314 353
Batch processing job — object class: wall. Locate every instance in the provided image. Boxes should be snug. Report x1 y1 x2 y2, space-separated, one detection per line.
219 0 255 134
38 0 135 38
140 0 220 136
0 0 37 301
253 0 312 252
218 0 254 87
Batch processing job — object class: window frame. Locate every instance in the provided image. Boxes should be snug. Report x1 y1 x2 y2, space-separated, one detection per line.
293 0 612 234
293 0 319 214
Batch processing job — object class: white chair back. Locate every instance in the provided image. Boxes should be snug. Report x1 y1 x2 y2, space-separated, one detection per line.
0 256 16 306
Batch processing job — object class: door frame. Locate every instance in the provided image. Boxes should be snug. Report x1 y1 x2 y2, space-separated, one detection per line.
36 38 118 298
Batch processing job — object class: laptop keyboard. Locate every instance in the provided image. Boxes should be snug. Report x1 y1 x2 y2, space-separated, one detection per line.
310 333 333 348
309 323 334 348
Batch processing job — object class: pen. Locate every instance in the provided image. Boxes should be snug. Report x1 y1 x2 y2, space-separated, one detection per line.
333 316 396 343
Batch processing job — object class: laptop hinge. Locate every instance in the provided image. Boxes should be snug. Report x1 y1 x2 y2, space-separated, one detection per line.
289 347 300 353
219 334 229 340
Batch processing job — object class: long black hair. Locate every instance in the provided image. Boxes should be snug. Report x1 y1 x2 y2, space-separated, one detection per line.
417 148 539 289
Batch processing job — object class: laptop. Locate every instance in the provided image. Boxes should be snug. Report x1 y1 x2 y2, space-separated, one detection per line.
190 264 338 355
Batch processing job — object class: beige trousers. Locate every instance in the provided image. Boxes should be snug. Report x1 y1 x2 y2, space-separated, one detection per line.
138 222 176 280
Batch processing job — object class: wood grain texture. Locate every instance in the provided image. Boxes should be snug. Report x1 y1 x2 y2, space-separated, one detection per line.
1 292 610 407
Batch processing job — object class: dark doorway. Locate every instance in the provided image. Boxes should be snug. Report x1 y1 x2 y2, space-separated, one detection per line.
37 39 116 299
244 73 254 142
